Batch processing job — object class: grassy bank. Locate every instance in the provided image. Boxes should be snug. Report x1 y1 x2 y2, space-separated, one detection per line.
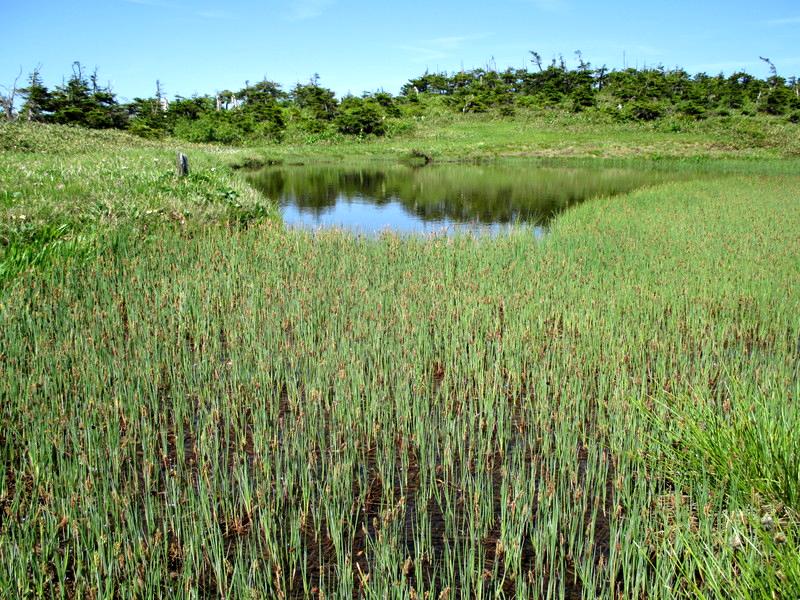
0 123 277 287
1 121 799 598
254 107 800 163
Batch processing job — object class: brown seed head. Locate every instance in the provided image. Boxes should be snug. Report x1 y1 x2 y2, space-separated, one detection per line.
729 532 743 551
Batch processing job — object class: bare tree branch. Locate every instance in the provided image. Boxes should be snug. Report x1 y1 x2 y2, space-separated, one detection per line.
0 66 23 121
759 56 778 88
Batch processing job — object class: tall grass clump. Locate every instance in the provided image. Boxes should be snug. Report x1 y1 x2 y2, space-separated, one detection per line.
1 168 798 598
0 122 279 287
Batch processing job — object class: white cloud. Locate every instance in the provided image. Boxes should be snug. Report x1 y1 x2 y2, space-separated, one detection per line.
286 0 335 21
399 33 494 64
399 46 449 63
765 16 800 26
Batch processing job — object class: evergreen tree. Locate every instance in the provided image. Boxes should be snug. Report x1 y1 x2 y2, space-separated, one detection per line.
336 96 386 136
238 79 286 139
19 67 52 122
49 63 126 128
291 75 337 121
239 79 287 104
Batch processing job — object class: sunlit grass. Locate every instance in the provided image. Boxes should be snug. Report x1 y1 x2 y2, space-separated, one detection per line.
0 123 279 286
268 107 800 163
1 170 797 598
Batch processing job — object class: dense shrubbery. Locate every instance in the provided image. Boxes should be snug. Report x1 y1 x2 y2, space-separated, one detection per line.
335 96 386 136
6 55 798 144
403 55 800 121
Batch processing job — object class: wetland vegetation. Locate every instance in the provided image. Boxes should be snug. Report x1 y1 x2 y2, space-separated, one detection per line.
0 59 799 600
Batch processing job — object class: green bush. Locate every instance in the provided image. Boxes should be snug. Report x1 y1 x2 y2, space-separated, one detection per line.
173 114 243 144
127 120 166 139
628 100 665 121
678 101 707 120
570 86 596 112
335 99 386 136
761 87 791 115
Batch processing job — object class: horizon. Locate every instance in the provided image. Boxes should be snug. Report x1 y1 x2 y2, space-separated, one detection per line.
2 0 799 102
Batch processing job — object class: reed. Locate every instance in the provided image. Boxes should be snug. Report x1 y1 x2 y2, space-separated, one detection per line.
1 171 797 598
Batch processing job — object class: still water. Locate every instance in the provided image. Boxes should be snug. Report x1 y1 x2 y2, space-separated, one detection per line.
247 162 678 235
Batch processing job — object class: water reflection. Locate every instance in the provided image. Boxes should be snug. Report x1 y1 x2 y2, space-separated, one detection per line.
247 162 679 235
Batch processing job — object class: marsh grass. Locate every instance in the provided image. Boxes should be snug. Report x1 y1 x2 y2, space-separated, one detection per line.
1 168 797 598
0 123 279 287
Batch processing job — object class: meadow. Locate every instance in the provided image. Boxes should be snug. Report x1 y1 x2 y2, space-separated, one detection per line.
0 117 799 599
239 106 800 165
0 124 277 286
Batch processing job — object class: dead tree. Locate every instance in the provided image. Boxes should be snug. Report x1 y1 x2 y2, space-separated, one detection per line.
0 67 23 121
760 56 778 86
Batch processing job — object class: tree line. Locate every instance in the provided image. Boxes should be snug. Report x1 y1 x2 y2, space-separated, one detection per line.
403 54 800 120
2 55 798 144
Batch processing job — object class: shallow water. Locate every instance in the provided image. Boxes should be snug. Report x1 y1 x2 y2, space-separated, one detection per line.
247 161 679 235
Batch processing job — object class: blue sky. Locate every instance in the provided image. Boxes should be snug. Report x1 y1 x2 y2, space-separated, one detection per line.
2 0 799 102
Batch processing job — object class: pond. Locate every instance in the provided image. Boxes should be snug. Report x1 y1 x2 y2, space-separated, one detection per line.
247 161 680 235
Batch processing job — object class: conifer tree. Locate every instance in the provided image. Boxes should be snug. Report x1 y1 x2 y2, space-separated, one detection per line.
19 67 52 121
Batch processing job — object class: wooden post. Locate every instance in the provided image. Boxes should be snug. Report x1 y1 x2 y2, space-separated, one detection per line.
176 152 189 177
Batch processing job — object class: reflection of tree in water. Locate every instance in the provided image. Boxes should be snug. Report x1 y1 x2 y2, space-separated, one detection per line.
338 171 390 202
248 164 675 225
407 187 575 224
252 169 391 216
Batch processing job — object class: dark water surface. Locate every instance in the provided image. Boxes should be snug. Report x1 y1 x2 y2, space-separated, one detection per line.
247 162 680 235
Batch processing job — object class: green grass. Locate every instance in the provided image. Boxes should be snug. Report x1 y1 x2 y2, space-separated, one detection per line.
0 120 798 598
0 122 278 287
257 107 800 163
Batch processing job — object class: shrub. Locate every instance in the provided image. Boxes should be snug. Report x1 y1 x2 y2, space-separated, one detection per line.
678 101 707 120
628 101 664 121
173 114 242 144
335 99 386 136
